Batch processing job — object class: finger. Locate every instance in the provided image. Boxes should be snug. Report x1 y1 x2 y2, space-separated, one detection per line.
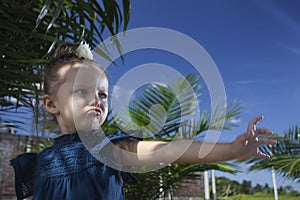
247 115 264 136
258 139 277 146
255 127 273 136
236 132 249 141
256 152 270 160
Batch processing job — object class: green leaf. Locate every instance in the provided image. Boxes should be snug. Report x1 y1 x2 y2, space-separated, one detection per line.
35 0 52 30
246 126 300 182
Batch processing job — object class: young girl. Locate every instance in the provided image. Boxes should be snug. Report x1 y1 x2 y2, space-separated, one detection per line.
11 43 276 200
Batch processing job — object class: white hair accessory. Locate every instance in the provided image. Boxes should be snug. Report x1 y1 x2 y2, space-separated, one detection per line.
74 41 93 59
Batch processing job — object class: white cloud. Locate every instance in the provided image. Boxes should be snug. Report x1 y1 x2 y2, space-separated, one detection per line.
229 117 241 125
231 80 264 85
111 85 134 101
278 42 300 57
230 79 290 86
256 1 300 33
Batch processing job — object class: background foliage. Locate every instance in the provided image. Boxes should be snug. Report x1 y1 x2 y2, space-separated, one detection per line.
1 1 299 199
0 0 130 134
247 126 300 183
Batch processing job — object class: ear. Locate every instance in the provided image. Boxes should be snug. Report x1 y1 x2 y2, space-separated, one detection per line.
42 95 59 115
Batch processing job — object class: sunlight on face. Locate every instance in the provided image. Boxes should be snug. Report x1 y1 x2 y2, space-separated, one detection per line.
55 63 108 133
73 64 109 131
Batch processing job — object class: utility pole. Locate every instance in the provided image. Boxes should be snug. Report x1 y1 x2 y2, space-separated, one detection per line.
211 169 217 200
269 145 278 200
272 167 278 200
204 170 210 200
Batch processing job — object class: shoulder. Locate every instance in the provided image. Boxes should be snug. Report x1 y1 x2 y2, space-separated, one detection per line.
10 153 38 199
105 130 143 153
107 129 143 142
10 152 38 173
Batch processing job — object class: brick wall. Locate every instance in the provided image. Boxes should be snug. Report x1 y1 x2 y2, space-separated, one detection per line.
174 172 204 198
0 129 48 198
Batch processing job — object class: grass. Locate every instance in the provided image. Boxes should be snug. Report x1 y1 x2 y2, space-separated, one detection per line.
227 193 299 200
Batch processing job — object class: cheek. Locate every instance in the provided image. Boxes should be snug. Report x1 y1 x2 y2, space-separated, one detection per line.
68 98 87 115
57 96 72 116
72 95 89 106
99 100 108 115
103 101 108 113
103 100 108 108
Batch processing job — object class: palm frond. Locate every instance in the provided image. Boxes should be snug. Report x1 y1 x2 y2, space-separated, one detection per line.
246 126 300 182
113 74 201 139
0 0 131 134
113 73 241 140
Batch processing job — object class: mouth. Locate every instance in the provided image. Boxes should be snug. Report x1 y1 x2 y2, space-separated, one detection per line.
87 108 102 116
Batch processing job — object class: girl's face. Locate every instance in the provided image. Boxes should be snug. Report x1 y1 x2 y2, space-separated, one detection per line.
52 63 108 133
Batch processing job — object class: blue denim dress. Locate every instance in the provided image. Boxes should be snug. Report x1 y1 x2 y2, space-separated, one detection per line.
10 131 138 200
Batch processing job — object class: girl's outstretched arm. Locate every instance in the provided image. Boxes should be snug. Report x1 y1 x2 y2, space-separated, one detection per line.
115 116 276 166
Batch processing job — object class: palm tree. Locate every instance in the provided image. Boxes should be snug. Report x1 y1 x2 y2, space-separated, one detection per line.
102 74 242 199
247 126 300 182
1 1 243 198
0 0 130 135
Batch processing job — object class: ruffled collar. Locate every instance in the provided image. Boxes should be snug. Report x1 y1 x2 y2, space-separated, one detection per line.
53 133 80 145
53 130 104 145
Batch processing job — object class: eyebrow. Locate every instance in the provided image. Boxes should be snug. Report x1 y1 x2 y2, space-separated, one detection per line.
74 83 108 91
97 87 108 93
73 83 92 88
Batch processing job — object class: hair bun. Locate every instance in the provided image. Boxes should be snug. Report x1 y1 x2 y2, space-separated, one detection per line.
53 43 79 60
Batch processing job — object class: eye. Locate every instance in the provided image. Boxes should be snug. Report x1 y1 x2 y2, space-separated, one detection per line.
98 92 108 99
74 89 88 96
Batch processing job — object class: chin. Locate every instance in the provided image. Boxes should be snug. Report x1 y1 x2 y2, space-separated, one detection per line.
75 114 107 131
74 119 100 132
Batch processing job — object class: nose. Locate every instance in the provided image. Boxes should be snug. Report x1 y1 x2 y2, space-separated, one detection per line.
94 93 101 107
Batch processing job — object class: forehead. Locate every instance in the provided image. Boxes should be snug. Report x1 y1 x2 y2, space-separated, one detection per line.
60 63 108 89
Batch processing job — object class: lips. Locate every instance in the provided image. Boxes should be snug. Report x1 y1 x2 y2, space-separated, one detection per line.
87 108 102 116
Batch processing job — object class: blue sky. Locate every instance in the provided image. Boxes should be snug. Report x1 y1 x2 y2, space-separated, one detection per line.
5 0 299 192
106 0 300 191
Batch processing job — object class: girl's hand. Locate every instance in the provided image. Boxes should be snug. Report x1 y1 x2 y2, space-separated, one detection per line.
232 115 277 161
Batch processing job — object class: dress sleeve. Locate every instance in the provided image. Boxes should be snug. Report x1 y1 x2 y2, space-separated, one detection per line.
10 153 37 200
87 130 142 184
108 130 142 185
